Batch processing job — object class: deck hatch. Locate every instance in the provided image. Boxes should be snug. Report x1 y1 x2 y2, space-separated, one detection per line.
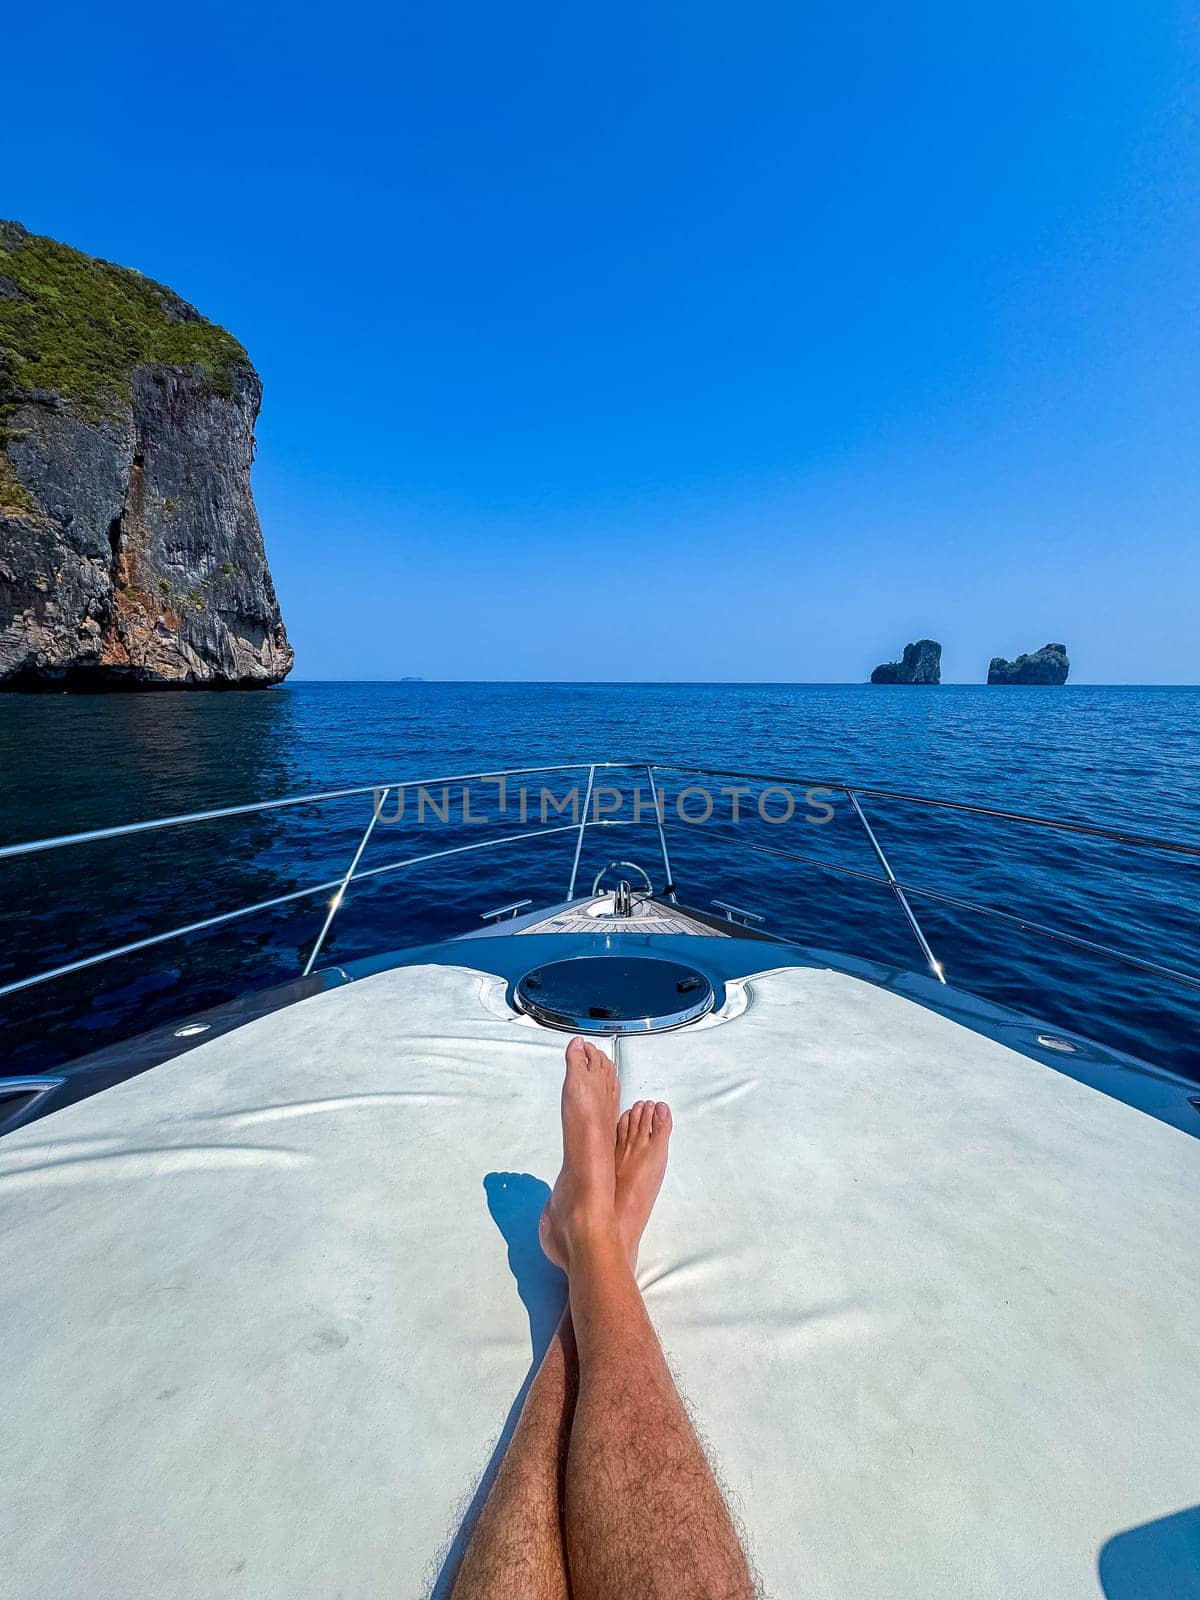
513 955 715 1034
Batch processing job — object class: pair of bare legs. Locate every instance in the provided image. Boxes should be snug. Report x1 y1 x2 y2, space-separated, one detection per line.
450 1037 755 1600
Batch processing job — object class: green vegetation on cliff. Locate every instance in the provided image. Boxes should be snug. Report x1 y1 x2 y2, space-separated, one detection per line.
0 221 248 494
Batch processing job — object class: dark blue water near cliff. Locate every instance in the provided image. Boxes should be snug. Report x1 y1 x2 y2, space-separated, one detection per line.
1 682 1198 1082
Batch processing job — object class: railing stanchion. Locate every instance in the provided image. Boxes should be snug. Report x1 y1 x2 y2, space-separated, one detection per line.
567 766 597 898
302 787 392 977
646 765 677 901
846 789 946 984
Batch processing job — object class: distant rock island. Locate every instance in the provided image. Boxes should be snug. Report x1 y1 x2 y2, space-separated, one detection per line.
870 639 941 684
987 643 1069 685
0 220 292 689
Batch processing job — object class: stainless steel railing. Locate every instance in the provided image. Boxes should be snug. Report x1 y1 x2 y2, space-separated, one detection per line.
0 762 634 1001
1 759 1198 1005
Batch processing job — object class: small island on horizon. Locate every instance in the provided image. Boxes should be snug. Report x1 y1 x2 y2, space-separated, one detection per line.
870 639 1070 685
870 639 942 685
987 644 1070 685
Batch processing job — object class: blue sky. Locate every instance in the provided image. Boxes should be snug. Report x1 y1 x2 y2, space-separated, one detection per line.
7 2 1198 681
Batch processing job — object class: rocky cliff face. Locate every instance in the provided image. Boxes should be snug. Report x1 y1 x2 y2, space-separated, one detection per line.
987 643 1069 685
870 639 941 684
0 221 292 688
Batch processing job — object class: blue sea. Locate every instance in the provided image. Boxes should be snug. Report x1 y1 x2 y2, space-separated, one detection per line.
1 682 1198 1082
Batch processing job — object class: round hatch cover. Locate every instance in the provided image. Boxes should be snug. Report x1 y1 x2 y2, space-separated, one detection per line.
513 955 715 1034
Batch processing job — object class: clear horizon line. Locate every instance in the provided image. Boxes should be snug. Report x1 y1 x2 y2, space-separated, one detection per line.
281 676 1195 688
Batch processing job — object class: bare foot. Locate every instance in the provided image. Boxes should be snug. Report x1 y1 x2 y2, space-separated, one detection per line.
539 1038 620 1271
615 1100 672 1267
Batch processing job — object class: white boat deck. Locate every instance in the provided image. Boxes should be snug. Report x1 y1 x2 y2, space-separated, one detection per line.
2 961 1198 1599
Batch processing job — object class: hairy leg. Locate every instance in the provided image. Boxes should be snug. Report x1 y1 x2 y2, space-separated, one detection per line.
543 1040 756 1600
452 1043 677 1599
565 1236 755 1600
448 1309 576 1600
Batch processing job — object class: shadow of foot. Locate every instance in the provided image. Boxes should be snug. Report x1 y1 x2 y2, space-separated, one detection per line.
484 1170 568 1364
1099 1505 1200 1599
428 1172 567 1598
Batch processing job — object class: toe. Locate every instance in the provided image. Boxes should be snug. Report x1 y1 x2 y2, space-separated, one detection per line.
636 1100 654 1139
653 1101 672 1135
566 1036 588 1071
616 1108 633 1149
592 1045 618 1103
585 1040 614 1072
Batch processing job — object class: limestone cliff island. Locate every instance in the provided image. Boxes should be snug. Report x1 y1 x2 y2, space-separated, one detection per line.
0 221 291 689
870 639 942 684
987 643 1070 685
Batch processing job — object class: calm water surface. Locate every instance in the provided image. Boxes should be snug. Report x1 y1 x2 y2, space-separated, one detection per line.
1 682 1198 1081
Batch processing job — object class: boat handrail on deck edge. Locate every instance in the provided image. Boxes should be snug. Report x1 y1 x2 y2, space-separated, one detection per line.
2 759 1198 1006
